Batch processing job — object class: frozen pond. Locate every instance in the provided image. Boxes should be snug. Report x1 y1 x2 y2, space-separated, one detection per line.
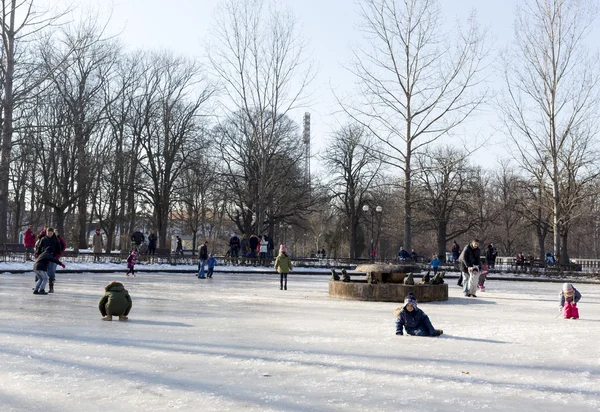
0 271 599 411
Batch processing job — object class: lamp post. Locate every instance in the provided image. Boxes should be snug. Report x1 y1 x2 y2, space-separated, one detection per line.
363 204 383 262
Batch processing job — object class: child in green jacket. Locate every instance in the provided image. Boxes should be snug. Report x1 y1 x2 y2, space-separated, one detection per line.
99 281 132 321
274 245 292 290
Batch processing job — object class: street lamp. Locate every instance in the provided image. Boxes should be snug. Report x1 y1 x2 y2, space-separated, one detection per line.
363 204 383 261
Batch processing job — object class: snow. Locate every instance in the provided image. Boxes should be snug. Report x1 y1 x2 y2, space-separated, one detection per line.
1 272 599 411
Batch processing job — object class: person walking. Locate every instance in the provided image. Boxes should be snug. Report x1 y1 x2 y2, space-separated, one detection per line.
458 239 482 297
148 231 157 260
176 236 184 257
23 226 36 261
198 241 209 279
92 228 103 262
36 228 62 294
126 250 137 277
131 229 145 251
451 241 461 264
229 233 240 265
274 245 292 290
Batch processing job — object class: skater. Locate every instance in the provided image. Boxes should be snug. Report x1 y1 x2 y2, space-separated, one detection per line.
395 294 442 336
148 231 157 259
130 229 145 251
207 254 217 278
33 247 66 295
229 233 240 264
98 281 132 321
92 228 103 262
559 283 581 319
431 254 442 275
478 263 489 292
35 227 62 293
126 250 137 277
458 239 482 297
274 245 292 290
198 241 208 278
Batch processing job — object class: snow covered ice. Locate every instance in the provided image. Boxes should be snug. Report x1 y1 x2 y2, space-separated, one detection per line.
0 271 599 411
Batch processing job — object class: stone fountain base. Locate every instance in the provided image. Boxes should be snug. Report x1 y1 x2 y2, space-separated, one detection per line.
329 280 448 302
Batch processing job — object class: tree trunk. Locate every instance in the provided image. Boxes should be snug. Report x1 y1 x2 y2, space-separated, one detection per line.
437 221 447 262
0 3 16 246
560 230 569 265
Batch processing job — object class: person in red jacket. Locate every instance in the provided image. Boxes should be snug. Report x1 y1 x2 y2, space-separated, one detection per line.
23 226 36 261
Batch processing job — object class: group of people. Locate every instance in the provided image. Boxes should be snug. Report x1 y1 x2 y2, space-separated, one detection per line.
26 225 67 295
228 233 275 265
396 247 419 262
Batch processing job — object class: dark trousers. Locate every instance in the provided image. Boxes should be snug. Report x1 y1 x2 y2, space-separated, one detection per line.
100 301 132 317
126 267 135 276
280 273 287 288
207 267 214 278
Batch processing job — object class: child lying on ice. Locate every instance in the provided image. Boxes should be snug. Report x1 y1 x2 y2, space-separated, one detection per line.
395 293 443 336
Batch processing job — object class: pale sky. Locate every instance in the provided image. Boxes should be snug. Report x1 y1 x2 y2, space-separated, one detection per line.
47 0 600 173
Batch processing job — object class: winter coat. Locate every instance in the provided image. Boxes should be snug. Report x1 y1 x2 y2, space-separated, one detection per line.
207 257 217 269
274 252 292 273
33 247 63 272
259 242 268 254
57 236 67 258
199 244 208 260
451 243 461 258
36 236 55 257
98 281 132 316
148 233 157 249
229 236 240 249
395 307 434 335
240 238 250 253
486 247 496 262
397 249 410 260
559 288 581 307
23 229 36 247
92 233 103 253
131 231 145 245
431 258 442 269
176 238 183 251
249 235 259 252
458 244 481 271
126 252 136 269
266 236 274 252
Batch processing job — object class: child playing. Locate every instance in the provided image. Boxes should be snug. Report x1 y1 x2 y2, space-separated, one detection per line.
126 250 137 277
98 281 132 321
395 293 443 336
274 245 292 290
559 283 581 319
33 247 66 295
478 263 489 292
431 254 441 275
207 254 217 278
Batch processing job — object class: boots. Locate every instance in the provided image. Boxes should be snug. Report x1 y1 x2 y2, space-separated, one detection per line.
102 315 113 321
119 315 128 320
433 329 443 336
33 289 39 295
49 279 54 293
38 290 48 295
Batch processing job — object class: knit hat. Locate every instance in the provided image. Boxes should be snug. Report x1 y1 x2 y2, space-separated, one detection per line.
96 228 101 232
562 283 573 293
403 293 417 308
279 245 287 253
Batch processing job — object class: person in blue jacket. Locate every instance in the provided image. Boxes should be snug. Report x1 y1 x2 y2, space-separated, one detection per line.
397 247 410 262
431 254 442 275
207 254 217 279
395 294 443 336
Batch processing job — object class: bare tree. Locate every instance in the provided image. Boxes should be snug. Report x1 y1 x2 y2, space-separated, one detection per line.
343 0 487 250
0 0 69 245
412 146 480 259
323 123 381 258
501 0 600 263
208 0 314 234
135 53 214 248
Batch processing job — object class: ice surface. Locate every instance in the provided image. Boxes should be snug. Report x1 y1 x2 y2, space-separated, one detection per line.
0 271 599 411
